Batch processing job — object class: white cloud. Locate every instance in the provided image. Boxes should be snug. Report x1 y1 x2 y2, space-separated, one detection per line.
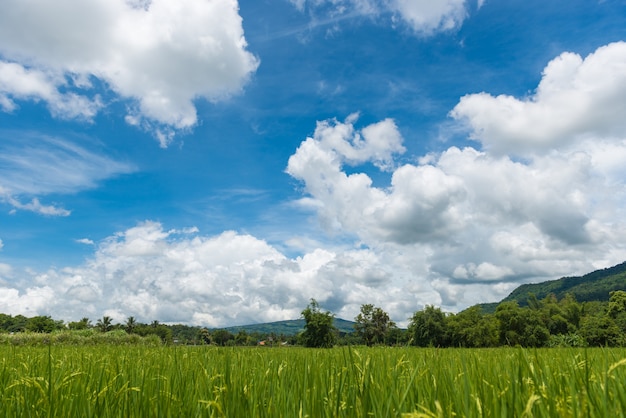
451 42 626 156
290 0 472 34
387 0 468 34
76 238 95 246
287 115 465 243
0 61 102 119
0 131 135 215
0 0 259 142
0 221 433 327
286 69 626 305
0 286 56 317
453 262 514 282
3 196 71 217
289 0 307 12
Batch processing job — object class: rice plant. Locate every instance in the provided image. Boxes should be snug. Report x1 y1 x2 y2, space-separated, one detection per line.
1 345 626 417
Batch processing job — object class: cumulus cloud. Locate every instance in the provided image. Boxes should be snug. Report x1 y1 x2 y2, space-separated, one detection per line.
0 131 134 215
0 221 434 327
286 42 626 305
289 0 472 34
287 114 465 244
0 0 259 144
0 286 56 317
287 116 613 250
0 62 102 119
451 42 626 155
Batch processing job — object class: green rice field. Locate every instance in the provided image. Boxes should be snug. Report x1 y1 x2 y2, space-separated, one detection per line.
1 345 626 417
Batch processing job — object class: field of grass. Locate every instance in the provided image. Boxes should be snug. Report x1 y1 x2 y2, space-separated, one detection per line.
1 344 626 417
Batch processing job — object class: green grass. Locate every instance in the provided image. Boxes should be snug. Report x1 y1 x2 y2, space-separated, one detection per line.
1 345 626 417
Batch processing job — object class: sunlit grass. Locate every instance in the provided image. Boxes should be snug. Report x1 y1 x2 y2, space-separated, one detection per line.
1 345 626 417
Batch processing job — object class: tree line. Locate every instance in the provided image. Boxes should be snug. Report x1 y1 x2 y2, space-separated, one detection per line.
300 291 626 348
2 291 626 347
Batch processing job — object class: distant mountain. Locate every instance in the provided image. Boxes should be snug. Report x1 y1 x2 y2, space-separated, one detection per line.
223 317 356 336
479 261 626 313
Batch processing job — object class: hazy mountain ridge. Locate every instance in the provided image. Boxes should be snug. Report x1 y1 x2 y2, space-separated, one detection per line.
221 261 626 332
222 318 356 336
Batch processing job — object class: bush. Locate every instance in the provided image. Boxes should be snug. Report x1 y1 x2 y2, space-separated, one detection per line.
0 330 162 346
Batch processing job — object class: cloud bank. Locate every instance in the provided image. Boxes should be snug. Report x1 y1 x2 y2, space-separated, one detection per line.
0 0 259 146
1 222 429 327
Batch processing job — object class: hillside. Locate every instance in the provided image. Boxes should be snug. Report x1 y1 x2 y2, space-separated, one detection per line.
479 261 626 313
223 317 356 336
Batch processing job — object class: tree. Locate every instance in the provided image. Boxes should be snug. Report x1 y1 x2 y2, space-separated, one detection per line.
495 301 549 347
152 324 173 344
8 315 28 333
198 328 212 344
608 290 626 318
26 315 61 333
559 293 582 329
235 330 252 346
579 313 622 346
408 305 448 347
68 317 91 330
446 306 498 347
300 299 337 348
534 294 571 336
125 316 137 334
354 304 397 346
212 329 234 346
96 316 113 332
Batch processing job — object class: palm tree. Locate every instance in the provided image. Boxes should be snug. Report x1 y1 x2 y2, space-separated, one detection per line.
125 316 137 334
96 316 113 332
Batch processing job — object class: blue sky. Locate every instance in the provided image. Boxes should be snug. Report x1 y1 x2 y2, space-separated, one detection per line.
1 0 626 327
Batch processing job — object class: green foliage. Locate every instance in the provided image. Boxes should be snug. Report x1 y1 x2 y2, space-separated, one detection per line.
2 346 626 416
67 317 91 330
608 290 626 318
494 301 550 347
0 314 29 333
300 299 337 348
0 330 161 346
408 305 447 347
198 328 211 344
96 316 114 333
446 306 499 347
547 333 586 347
25 316 63 333
502 261 626 307
233 330 254 346
211 329 234 346
354 304 397 346
579 314 624 346
124 316 137 333
134 324 173 344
